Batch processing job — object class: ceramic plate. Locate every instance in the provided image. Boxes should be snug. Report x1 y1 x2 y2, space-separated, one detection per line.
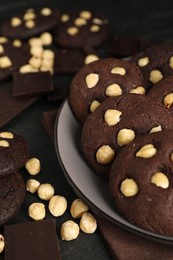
54 98 173 244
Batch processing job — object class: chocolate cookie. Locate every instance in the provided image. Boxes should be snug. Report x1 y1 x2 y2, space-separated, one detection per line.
0 172 25 225
81 94 173 178
148 75 173 117
70 58 146 124
53 10 110 48
1 7 59 39
109 130 173 235
0 131 29 178
130 43 173 89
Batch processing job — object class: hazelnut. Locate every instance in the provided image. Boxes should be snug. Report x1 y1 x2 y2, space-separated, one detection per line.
96 145 115 164
19 64 38 73
26 179 40 193
13 39 22 47
149 125 162 133
25 158 41 175
90 100 100 112
74 17 87 27
0 140 9 147
163 93 173 108
41 7 52 16
0 37 8 44
11 17 22 27
104 109 122 126
79 212 97 234
0 45 4 54
93 18 104 25
170 152 173 162
138 57 149 67
28 203 46 220
151 172 169 189
28 37 43 46
67 27 79 36
84 54 99 65
149 69 163 84
42 50 55 60
37 183 55 201
0 56 12 68
25 20 35 29
23 12 36 21
120 178 138 197
70 198 89 218
80 11 92 20
136 144 157 158
61 14 70 22
169 56 173 69
0 234 5 253
111 66 126 75
30 45 43 57
85 73 99 88
61 220 80 241
29 56 42 69
129 86 146 95
48 195 67 217
105 83 122 97
0 132 13 139
90 25 100 32
40 32 53 46
117 128 135 147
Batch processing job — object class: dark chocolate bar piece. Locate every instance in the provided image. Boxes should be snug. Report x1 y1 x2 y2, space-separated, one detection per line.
0 83 39 128
4 219 61 260
13 71 53 97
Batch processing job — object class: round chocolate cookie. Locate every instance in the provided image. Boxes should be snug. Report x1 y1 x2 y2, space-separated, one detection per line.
148 75 173 117
109 130 173 235
0 131 29 178
130 43 173 89
70 58 146 124
0 172 25 225
53 10 110 48
1 7 60 39
81 94 173 179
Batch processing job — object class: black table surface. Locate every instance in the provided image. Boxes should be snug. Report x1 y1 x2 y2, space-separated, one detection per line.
1 0 173 259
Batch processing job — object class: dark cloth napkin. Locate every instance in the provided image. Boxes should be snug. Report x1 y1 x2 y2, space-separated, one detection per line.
41 108 173 260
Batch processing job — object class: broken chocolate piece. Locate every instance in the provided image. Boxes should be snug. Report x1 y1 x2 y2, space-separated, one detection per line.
13 71 53 97
4 219 61 260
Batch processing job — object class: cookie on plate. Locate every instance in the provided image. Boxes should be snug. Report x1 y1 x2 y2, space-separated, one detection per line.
53 10 110 48
0 131 29 178
130 43 173 89
148 75 173 116
109 130 173 235
70 58 146 124
1 7 60 39
0 172 25 225
81 94 173 179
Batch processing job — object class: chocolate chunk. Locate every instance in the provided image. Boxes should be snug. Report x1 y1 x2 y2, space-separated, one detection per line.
0 83 39 128
0 172 25 225
13 71 53 97
4 219 61 260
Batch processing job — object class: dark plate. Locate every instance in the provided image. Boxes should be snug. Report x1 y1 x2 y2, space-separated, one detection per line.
54 98 173 245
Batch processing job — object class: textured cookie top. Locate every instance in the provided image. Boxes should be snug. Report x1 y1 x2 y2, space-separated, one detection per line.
53 10 110 48
109 130 173 235
0 172 25 225
70 58 146 123
1 7 60 39
130 43 173 89
148 75 173 117
0 131 29 177
81 94 173 178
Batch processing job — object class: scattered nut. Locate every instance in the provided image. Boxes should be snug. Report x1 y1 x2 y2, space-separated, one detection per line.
93 18 103 25
111 66 126 75
28 202 46 220
25 20 35 29
30 45 43 57
138 57 149 67
120 178 138 197
169 56 173 69
117 128 135 147
96 145 115 164
26 179 40 193
61 220 80 241
37 183 55 201
0 45 4 54
0 234 5 253
84 54 99 64
67 27 79 36
61 14 70 22
42 49 54 60
90 100 100 112
28 37 43 46
11 17 22 27
13 39 22 47
0 37 8 43
48 195 67 217
149 69 163 84
163 93 173 108
90 25 100 32
136 144 157 158
149 125 162 133
40 32 53 46
25 158 41 175
151 172 169 189
19 64 38 73
74 17 87 27
0 132 13 139
105 83 122 97
80 212 97 234
70 198 89 218
129 86 146 95
0 56 12 68
85 73 99 88
29 56 42 69
80 10 92 20
104 109 122 126
41 7 52 16
0 140 9 147
23 12 36 21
